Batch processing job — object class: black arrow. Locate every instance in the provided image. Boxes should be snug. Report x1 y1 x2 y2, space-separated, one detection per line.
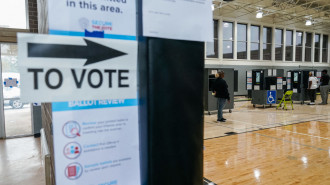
28 39 127 66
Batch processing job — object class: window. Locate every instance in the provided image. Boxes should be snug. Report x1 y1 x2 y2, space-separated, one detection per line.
223 22 234 59
305 32 312 62
206 20 219 58
263 27 272 60
237 23 247 59
314 34 320 62
251 25 260 60
322 35 328 63
0 0 27 29
296 31 303 62
285 30 293 61
275 29 283 61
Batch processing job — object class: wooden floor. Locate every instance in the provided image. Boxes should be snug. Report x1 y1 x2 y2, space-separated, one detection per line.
204 101 330 185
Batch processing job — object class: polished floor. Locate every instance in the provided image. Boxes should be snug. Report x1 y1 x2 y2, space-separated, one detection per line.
204 100 330 185
0 137 45 185
1 99 330 185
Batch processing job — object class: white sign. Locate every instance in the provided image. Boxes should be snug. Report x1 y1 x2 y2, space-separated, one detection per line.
211 70 217 75
268 69 272 76
293 88 298 93
48 0 136 39
270 85 276 90
273 69 277 76
52 100 140 185
143 0 213 42
254 85 260 90
247 84 252 90
247 71 252 78
18 33 137 102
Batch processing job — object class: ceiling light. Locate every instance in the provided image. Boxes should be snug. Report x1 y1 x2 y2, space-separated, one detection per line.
256 11 263 18
305 19 312 26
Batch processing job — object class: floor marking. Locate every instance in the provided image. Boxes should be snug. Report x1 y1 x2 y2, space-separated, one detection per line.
205 118 330 141
226 118 330 141
255 133 328 151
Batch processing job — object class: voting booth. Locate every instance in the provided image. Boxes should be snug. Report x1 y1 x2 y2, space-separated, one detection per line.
287 70 318 104
204 68 234 114
247 69 284 108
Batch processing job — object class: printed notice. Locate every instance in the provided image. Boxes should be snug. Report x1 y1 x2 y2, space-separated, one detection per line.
48 0 136 39
143 0 213 42
52 100 140 185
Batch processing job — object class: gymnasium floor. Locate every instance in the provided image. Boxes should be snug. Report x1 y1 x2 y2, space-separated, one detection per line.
204 100 330 184
1 98 330 185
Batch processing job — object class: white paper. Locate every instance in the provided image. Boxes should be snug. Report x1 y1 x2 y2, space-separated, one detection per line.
18 33 138 102
52 100 140 185
247 83 252 90
143 0 213 42
293 88 298 93
211 70 217 75
247 78 252 83
277 84 282 90
277 78 283 84
273 69 277 76
287 84 291 89
247 71 252 78
48 0 136 38
317 72 322 78
287 72 291 77
268 69 272 76
283 81 287 85
254 85 260 90
270 85 276 90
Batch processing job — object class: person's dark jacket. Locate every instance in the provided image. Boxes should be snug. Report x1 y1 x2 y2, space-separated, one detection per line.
320 74 330 86
213 78 230 100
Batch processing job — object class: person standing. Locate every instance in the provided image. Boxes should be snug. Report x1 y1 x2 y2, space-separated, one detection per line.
308 72 318 105
319 70 330 105
213 70 230 122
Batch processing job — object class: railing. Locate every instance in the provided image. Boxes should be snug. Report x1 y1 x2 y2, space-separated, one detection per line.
40 128 53 185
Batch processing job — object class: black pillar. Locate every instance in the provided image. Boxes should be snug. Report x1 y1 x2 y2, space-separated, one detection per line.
137 2 205 184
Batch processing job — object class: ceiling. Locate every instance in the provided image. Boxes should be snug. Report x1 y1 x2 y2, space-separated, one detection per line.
213 0 330 33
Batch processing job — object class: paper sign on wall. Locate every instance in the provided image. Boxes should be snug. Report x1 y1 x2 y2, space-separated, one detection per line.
273 69 277 76
48 0 136 39
143 0 213 42
247 71 252 78
268 69 272 76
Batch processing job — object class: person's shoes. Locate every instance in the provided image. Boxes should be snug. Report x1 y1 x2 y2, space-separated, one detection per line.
308 102 315 105
222 118 227 121
318 103 326 105
219 118 226 122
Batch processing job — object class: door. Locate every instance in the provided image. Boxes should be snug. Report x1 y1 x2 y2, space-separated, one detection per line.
0 43 32 138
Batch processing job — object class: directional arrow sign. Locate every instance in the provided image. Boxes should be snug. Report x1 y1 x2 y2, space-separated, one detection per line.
28 39 127 66
18 33 137 102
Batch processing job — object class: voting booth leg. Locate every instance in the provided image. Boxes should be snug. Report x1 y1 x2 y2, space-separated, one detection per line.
138 38 204 185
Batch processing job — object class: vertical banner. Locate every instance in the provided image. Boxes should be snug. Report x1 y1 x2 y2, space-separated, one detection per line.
46 0 140 185
52 100 140 185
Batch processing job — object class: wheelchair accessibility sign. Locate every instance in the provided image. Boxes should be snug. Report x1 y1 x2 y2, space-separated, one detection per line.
267 90 276 104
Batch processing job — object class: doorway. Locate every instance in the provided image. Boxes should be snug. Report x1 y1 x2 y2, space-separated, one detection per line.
0 43 32 138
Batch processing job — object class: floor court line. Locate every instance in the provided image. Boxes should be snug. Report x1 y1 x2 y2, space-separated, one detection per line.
206 118 330 141
255 133 329 152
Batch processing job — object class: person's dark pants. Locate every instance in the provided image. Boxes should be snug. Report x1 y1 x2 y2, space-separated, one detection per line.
217 98 227 120
308 89 316 103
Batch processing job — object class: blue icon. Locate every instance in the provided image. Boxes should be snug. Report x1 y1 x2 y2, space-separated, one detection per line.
267 90 276 104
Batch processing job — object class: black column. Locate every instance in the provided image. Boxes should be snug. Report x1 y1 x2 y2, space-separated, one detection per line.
137 2 204 184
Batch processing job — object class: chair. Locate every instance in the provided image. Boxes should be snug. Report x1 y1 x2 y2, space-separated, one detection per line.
276 90 294 110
